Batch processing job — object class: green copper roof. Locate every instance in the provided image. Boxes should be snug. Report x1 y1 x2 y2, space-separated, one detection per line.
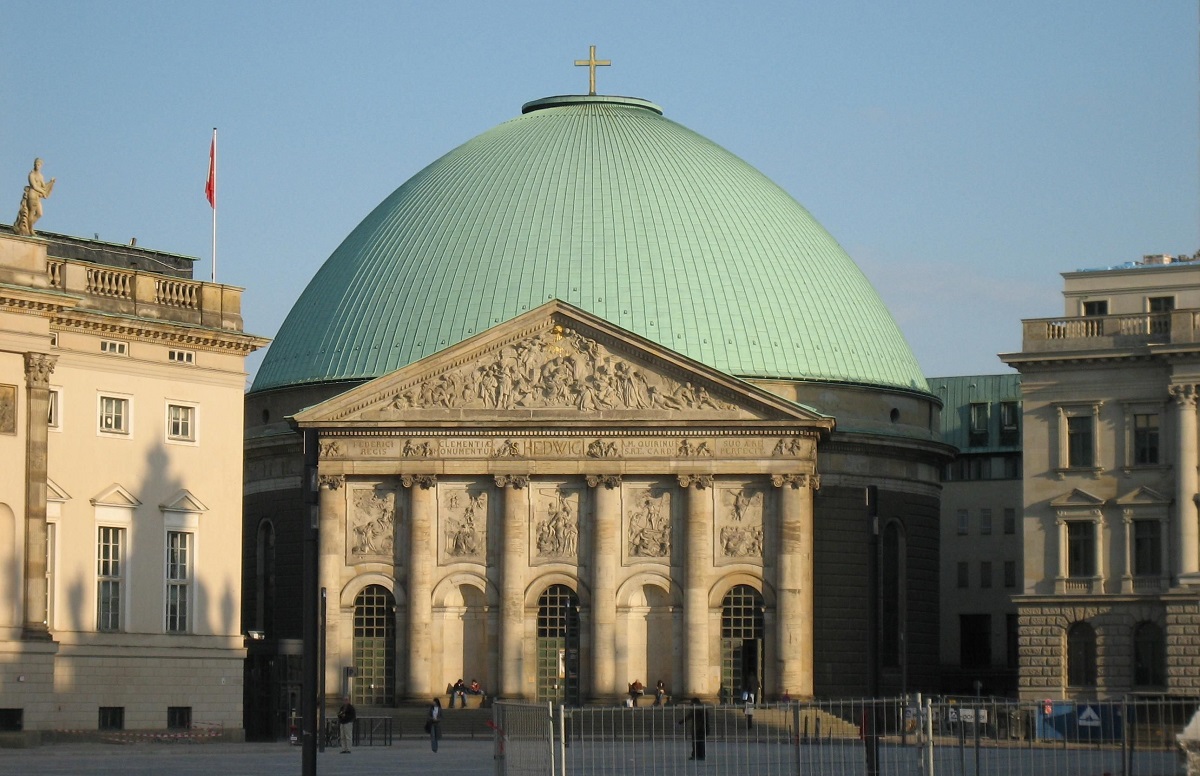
252 95 928 394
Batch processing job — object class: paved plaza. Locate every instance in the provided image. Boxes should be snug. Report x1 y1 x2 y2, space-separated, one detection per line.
0 739 497 775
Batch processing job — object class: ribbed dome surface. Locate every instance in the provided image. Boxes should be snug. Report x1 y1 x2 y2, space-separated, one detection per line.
252 95 927 394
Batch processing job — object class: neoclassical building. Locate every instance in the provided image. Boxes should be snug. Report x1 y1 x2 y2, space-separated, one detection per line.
0 226 266 741
243 90 951 734
1004 253 1200 699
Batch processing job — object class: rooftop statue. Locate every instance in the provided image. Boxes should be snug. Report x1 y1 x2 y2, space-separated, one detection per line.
14 158 54 236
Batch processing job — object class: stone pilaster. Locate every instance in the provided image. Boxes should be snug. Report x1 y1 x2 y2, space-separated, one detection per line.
679 473 713 697
401 474 437 698
317 474 345 699
496 474 530 698
586 474 621 699
773 472 818 698
1170 384 1200 584
22 352 57 641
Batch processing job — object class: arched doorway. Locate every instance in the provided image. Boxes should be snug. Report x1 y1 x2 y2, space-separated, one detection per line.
721 584 764 703
536 584 580 704
353 585 396 706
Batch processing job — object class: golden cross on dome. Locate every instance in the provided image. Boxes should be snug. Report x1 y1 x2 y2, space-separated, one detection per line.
574 45 611 96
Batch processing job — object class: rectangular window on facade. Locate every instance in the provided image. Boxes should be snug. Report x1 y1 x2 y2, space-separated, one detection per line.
1006 614 1020 670
167 706 192 730
0 709 22 732
980 508 993 535
99 340 128 356
956 508 969 536
1133 519 1163 577
980 561 992 589
969 403 989 447
98 707 124 731
1003 454 1021 479
956 561 969 589
98 395 129 435
1003 507 1017 535
167 404 195 442
168 349 195 364
165 531 192 633
1134 414 1160 465
960 614 992 669
47 388 60 429
1067 415 1094 468
1067 522 1096 578
97 526 124 631
1083 300 1109 317
1004 560 1017 588
999 401 1020 445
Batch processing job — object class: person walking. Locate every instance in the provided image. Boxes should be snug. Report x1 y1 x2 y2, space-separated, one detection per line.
426 697 443 752
336 696 356 754
653 679 666 707
679 698 709 761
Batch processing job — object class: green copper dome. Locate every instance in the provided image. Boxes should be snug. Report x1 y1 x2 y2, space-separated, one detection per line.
252 95 927 394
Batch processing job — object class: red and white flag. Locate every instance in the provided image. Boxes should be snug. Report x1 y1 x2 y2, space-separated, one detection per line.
205 131 216 208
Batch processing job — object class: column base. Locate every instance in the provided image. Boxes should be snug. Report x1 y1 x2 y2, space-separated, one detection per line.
21 624 54 642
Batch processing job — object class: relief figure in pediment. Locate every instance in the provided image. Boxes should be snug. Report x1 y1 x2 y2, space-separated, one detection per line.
536 493 578 558
444 491 486 559
628 491 670 557
351 490 395 557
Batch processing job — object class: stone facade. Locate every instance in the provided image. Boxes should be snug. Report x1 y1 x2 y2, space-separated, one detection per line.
1004 255 1200 699
0 228 267 740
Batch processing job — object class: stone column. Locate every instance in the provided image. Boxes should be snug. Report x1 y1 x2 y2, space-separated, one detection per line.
1054 518 1068 594
773 473 818 698
497 475 530 698
1171 384 1200 584
680 474 713 697
317 474 346 698
1120 512 1134 594
586 474 621 700
402 474 437 698
22 352 57 641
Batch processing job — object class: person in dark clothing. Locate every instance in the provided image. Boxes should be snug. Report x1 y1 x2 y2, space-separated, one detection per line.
336 697 356 753
450 679 467 708
679 698 710 761
427 698 442 752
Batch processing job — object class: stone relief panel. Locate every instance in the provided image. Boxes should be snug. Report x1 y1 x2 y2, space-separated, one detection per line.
0 384 15 435
626 487 672 561
348 486 398 563
440 487 487 564
533 486 580 562
717 484 765 562
383 324 737 414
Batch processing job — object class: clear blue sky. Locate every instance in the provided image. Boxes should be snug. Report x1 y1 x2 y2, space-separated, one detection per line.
5 1 1198 380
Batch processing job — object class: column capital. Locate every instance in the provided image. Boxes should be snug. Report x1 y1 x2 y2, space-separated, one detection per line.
23 352 57 387
401 474 437 489
317 474 345 491
771 473 820 490
677 474 713 489
494 474 529 489
586 474 622 489
1170 383 1198 407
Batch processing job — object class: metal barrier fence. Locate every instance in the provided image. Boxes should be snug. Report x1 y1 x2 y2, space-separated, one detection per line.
494 696 1196 776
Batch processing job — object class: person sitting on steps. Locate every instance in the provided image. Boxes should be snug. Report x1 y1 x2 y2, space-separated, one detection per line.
628 679 645 706
449 679 467 708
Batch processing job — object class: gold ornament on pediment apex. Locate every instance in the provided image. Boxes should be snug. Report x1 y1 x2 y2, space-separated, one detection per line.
382 325 738 414
400 474 437 489
350 489 395 558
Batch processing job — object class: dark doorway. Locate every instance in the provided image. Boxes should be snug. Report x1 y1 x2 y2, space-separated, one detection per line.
536 584 581 705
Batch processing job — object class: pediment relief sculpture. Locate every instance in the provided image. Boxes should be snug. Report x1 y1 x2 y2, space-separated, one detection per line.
350 488 396 559
383 325 737 415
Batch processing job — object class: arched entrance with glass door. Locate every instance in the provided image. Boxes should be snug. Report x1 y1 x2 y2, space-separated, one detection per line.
720 584 764 703
352 584 396 706
536 584 580 704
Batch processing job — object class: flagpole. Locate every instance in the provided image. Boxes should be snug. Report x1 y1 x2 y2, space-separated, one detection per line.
211 128 218 283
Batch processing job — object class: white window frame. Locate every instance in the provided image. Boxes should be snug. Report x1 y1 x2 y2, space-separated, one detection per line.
165 401 198 445
96 524 127 632
99 339 128 356
98 393 132 437
47 386 62 431
163 510 199 634
1055 403 1103 475
165 530 193 633
168 349 195 365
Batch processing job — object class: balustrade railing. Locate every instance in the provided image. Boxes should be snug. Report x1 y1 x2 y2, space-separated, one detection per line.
86 266 134 300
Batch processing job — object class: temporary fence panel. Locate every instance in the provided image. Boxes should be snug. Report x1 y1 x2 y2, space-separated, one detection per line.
494 701 558 776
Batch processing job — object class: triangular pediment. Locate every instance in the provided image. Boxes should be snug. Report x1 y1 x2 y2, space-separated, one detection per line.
90 483 141 508
1050 488 1106 509
46 478 71 503
294 300 834 430
1115 486 1171 507
160 489 209 514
